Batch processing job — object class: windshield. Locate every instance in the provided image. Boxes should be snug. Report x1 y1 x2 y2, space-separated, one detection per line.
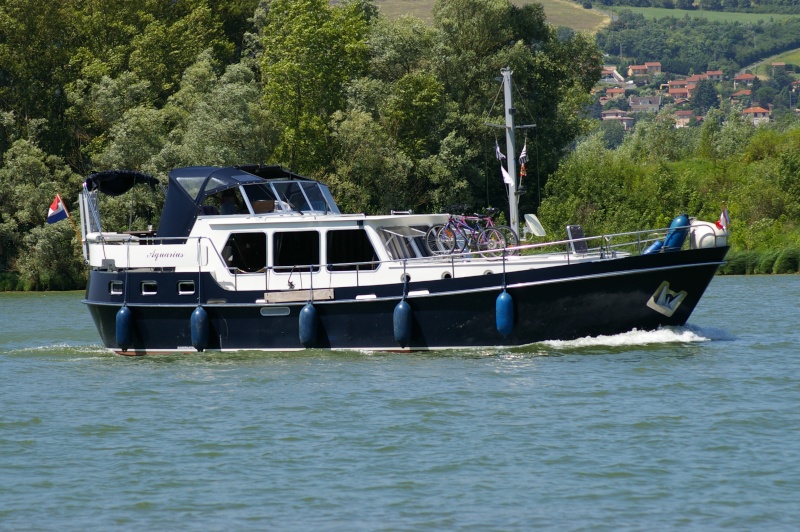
270 181 330 212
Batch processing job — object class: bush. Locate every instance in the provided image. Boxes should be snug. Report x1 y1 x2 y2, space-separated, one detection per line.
754 250 780 274
720 250 759 275
0 272 22 291
773 247 800 274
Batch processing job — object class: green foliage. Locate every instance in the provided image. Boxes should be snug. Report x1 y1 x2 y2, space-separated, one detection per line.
325 109 413 214
0 139 82 273
16 224 85 290
690 79 720 114
772 247 800 274
597 11 800 75
542 109 800 272
719 250 759 274
260 0 371 172
754 249 780 274
7 0 800 288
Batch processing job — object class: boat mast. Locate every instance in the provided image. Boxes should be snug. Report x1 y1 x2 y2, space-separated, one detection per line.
501 68 519 236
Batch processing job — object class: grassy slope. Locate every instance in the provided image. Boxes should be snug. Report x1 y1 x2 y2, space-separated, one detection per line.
375 0 610 32
609 6 798 23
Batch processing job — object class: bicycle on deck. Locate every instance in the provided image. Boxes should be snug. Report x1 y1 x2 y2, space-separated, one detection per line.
425 207 512 257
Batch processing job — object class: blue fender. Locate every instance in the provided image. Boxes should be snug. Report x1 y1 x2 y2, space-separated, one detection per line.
643 240 664 255
298 303 318 348
115 305 133 352
393 299 413 348
663 214 690 252
190 306 209 352
496 290 514 338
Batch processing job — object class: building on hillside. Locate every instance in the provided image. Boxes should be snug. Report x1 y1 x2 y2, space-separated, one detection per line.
606 87 626 99
743 106 770 125
668 87 690 101
674 110 695 128
730 89 751 105
644 62 662 75
601 109 635 130
733 73 756 89
628 65 648 78
629 96 661 113
706 70 723 81
600 66 625 84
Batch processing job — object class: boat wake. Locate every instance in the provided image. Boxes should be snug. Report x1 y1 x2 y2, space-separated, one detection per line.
542 324 734 350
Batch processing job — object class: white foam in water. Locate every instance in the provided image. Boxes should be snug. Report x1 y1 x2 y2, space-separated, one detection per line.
543 324 734 349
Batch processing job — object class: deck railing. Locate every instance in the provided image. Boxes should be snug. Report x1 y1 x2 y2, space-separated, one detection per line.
85 222 721 280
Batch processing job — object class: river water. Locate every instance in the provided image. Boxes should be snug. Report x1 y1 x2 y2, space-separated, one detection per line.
1 276 799 530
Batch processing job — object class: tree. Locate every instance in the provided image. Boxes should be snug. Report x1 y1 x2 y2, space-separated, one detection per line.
260 0 371 172
0 138 82 282
691 79 720 113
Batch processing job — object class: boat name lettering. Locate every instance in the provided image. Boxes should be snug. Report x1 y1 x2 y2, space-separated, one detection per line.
147 250 185 261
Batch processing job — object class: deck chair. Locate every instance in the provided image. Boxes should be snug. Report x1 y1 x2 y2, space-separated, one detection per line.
566 225 588 254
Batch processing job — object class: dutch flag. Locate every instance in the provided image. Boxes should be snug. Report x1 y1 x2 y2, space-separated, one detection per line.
715 203 730 231
47 194 69 224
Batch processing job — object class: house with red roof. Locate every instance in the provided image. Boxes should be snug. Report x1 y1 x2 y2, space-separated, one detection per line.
734 73 756 89
606 87 626 99
674 110 695 128
644 62 662 75
627 65 648 78
743 106 770 125
730 89 751 105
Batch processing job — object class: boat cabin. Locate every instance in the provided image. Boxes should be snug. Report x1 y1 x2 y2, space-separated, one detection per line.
80 166 451 294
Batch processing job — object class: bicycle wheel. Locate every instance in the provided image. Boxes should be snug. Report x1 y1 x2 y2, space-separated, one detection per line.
494 225 520 254
477 227 506 257
452 226 469 253
425 224 447 255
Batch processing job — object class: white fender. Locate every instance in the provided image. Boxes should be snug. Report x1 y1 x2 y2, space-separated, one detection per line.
690 220 727 249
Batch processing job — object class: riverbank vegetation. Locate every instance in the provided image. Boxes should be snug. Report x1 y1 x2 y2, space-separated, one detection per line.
539 108 800 275
0 0 798 290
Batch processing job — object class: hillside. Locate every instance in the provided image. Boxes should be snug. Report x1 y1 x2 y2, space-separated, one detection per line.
374 0 610 31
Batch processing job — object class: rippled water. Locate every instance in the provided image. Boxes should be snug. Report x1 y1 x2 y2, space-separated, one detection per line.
1 276 799 530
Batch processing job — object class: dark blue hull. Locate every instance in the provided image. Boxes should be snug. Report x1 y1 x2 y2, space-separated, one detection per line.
84 247 728 354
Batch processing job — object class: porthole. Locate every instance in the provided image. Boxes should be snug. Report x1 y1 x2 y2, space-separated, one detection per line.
441 272 452 279
260 307 290 317
483 270 494 275
141 281 157 295
109 281 123 295
400 273 411 283
177 280 195 295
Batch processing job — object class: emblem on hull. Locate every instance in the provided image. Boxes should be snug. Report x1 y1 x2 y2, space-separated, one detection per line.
646 281 687 317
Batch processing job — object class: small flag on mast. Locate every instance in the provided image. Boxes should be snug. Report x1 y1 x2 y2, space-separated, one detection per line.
495 140 506 161
715 203 730 231
47 194 69 224
519 142 528 165
500 165 513 185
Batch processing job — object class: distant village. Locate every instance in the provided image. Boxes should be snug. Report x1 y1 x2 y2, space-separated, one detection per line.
597 61 800 130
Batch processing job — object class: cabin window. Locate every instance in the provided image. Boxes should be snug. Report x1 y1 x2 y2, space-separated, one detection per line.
273 231 320 272
177 280 195 295
109 281 123 295
223 232 267 273
242 183 279 213
203 188 244 215
141 281 158 295
326 229 378 271
379 226 427 260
